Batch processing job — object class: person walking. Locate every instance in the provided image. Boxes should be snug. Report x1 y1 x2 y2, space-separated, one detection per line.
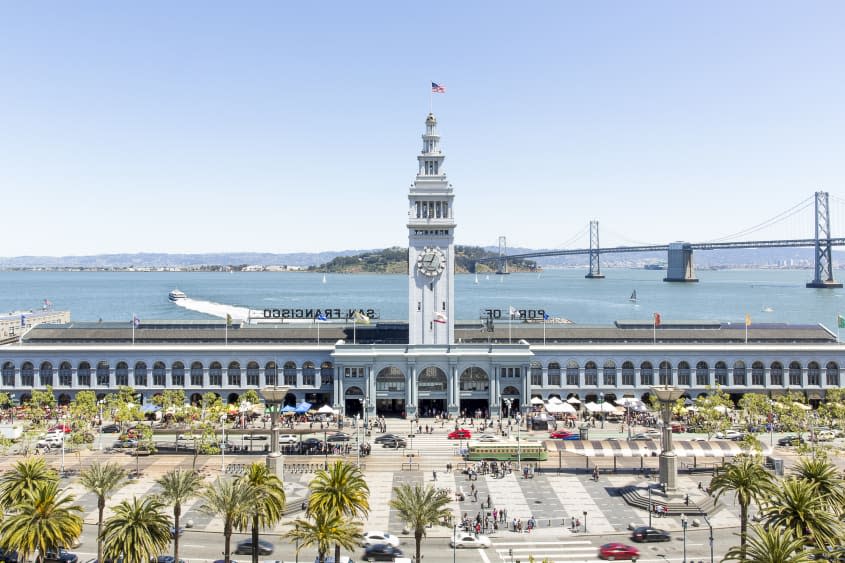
433 470 437 482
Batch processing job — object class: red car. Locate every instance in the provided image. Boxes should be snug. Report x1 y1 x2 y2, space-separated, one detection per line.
549 431 573 439
448 429 472 440
598 542 640 561
49 424 72 434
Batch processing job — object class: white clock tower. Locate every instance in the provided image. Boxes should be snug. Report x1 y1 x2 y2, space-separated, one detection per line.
408 113 455 345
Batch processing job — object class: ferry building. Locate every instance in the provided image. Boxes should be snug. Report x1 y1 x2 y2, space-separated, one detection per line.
2 114 844 418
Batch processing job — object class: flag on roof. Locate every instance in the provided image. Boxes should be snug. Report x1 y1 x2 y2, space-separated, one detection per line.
20 314 25 327
316 313 328 322
653 312 661 327
434 312 447 324
431 82 446 93
132 315 140 328
543 312 550 321
838 314 845 329
226 314 233 326
745 314 751 327
508 306 519 318
353 310 370 325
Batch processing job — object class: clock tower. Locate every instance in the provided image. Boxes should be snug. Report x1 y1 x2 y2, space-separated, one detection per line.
408 113 455 345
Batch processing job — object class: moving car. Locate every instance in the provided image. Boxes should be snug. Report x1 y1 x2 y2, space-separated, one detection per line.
151 557 186 563
450 533 491 548
381 437 407 449
301 438 323 449
362 544 403 561
242 435 267 441
327 432 351 442
813 430 836 442
169 526 184 538
778 435 804 446
113 439 138 449
49 424 72 434
101 424 120 433
715 429 744 440
629 433 657 441
549 431 580 440
448 429 472 440
598 542 640 561
630 526 670 543
361 531 401 548
43 549 78 563
278 434 298 444
234 539 274 555
476 434 499 442
374 433 402 444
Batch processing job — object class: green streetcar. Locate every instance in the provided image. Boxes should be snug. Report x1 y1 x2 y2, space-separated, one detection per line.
465 441 548 461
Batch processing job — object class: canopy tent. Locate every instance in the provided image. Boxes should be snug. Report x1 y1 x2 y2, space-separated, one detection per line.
545 401 576 414
317 405 336 414
530 397 545 405
281 405 296 413
547 396 564 405
713 405 731 414
566 397 582 404
584 401 600 413
294 402 312 414
600 402 618 413
616 398 649 412
141 404 161 413
793 402 812 411
544 438 772 458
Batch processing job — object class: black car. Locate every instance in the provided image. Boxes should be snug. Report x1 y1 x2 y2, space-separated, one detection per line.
169 525 185 538
101 424 120 433
631 526 670 543
234 539 274 555
363 544 404 561
242 435 267 440
381 438 407 449
301 438 323 449
1 550 19 563
327 432 350 442
151 556 186 563
778 435 805 446
374 434 402 444
43 550 78 563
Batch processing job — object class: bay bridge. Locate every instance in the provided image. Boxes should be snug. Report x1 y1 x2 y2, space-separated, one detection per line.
479 191 845 288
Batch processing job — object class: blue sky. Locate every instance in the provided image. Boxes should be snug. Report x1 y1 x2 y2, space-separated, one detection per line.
2 1 844 256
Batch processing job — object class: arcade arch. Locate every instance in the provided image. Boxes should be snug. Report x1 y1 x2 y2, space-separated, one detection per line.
459 366 489 418
418 366 447 416
375 366 405 416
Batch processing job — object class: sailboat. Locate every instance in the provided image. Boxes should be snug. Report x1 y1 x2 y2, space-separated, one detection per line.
474 272 479 284
629 290 638 303
322 273 327 284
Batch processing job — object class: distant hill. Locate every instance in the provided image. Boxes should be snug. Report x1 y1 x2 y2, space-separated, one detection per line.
307 246 538 274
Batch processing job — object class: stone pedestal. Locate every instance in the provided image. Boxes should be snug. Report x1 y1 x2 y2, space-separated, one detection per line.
659 450 679 492
266 452 284 481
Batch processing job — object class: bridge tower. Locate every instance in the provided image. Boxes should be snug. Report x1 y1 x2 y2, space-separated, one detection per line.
806 190 842 288
584 220 605 279
496 236 509 274
663 242 698 283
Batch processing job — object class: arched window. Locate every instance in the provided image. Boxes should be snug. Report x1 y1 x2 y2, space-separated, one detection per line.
264 362 277 386
190 362 204 386
21 362 34 386
770 362 783 386
376 366 406 392
788 361 802 386
677 362 690 386
547 362 561 386
751 361 765 386
77 362 91 387
1 362 14 387
696 361 710 386
714 362 728 386
530 361 543 386
40 361 54 387
134 362 148 387
603 361 617 387
826 362 840 386
584 362 598 386
459 367 489 391
172 362 185 386
419 367 447 391
807 361 820 386
59 362 72 387
303 362 317 386
228 361 241 386
209 362 223 386
659 361 673 386
153 361 166 386
115 362 129 386
321 361 334 386
621 362 635 386
283 361 297 386
640 362 654 386
733 361 746 386
96 361 110 386
566 361 579 386
247 362 260 386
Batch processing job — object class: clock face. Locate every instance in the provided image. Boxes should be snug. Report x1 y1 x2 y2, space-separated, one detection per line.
417 248 446 277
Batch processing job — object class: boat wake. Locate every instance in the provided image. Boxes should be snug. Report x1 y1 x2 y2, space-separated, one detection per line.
172 297 253 323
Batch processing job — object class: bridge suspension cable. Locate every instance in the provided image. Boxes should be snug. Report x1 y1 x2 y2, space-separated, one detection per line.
703 194 815 243
552 224 590 249
604 228 660 247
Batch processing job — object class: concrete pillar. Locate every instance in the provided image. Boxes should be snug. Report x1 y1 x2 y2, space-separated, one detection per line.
663 242 698 283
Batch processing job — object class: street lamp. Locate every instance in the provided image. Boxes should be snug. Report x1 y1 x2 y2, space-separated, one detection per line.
97 400 104 451
356 414 361 467
599 392 605 429
60 413 66 477
453 525 458 563
323 429 329 470
703 513 714 563
260 385 290 481
648 483 653 527
583 510 588 533
681 513 688 563
504 398 512 419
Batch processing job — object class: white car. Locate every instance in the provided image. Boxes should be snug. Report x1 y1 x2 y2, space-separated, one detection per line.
279 434 298 444
476 434 499 442
361 530 401 548
450 533 491 548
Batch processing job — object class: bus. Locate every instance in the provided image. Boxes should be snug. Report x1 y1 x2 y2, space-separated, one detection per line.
465 441 548 462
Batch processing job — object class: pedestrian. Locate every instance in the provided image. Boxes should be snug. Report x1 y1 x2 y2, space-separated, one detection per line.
512 517 518 532
493 508 498 521
685 494 690 506
575 518 581 532
301 501 307 512
570 516 576 530
486 494 491 508
698 481 703 490
433 470 437 482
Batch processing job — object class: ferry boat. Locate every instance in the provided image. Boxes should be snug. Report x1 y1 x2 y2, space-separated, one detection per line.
168 289 187 302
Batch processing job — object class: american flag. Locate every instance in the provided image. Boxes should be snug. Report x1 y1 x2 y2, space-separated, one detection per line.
431 82 446 93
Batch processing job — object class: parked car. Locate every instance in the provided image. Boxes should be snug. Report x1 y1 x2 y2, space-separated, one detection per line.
169 526 184 538
278 434 298 444
450 533 491 548
113 439 138 449
318 557 355 563
361 531 401 548
598 542 640 561
630 526 670 543
549 431 581 440
715 429 744 440
37 435 64 449
234 539 274 555
814 430 836 442
301 438 322 449
43 549 78 563
778 435 805 446
151 557 185 563
49 424 72 434
381 437 407 449
327 432 351 442
101 424 120 434
448 429 472 440
670 422 686 433
629 433 657 441
242 434 267 441
374 433 402 444
362 544 403 561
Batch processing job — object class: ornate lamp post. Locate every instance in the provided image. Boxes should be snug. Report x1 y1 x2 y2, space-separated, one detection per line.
260 385 290 481
681 513 688 563
651 385 684 492
599 392 605 429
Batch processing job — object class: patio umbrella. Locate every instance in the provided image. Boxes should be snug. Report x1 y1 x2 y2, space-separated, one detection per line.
317 405 335 414
566 397 581 404
530 397 544 405
584 401 600 413
600 402 617 413
294 402 311 414
547 396 564 405
281 405 296 413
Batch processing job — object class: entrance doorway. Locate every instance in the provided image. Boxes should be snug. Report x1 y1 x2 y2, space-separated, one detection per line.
376 398 406 417
418 398 446 417
459 399 489 419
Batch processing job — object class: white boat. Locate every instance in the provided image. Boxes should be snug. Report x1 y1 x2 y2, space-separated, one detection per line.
474 272 479 284
168 289 187 302
762 305 774 313
322 273 327 284
629 290 638 303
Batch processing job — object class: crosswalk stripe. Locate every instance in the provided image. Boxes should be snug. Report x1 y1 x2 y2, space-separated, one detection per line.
493 541 592 546
496 548 596 554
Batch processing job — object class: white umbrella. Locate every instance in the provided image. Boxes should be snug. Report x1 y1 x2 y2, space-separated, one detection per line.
616 397 641 407
546 402 576 414
530 397 544 405
600 402 617 413
547 396 563 405
317 405 335 414
714 405 731 414
567 397 581 404
584 401 600 413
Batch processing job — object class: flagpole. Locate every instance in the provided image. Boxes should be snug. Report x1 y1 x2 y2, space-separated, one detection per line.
543 318 546 346
353 319 357 344
653 319 656 344
317 319 320 345
225 322 228 346
132 315 135 345
429 80 432 113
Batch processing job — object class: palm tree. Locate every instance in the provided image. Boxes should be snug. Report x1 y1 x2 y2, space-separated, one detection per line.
308 461 370 563
709 455 775 559
155 469 204 563
237 463 286 563
389 483 452 563
199 477 253 563
763 477 844 550
0 457 58 508
0 480 83 563
102 496 171 563
286 510 362 563
792 457 845 514
724 524 815 563
79 461 127 563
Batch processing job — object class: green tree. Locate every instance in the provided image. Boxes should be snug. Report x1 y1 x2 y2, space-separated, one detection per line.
238 463 286 563
79 461 128 563
285 511 362 563
308 461 370 563
151 390 187 426
68 391 98 424
816 388 845 430
0 480 83 563
29 387 57 424
155 469 205 563
693 386 734 438
0 392 13 410
0 457 58 508
709 455 775 559
792 456 845 514
738 392 771 429
388 483 452 563
772 392 810 435
105 387 143 428
762 477 844 550
724 524 815 563
239 389 260 407
102 496 171 563
199 477 253 563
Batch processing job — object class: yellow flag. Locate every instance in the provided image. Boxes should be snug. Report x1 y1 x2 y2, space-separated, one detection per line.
226 313 233 326
745 314 751 326
353 310 370 325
